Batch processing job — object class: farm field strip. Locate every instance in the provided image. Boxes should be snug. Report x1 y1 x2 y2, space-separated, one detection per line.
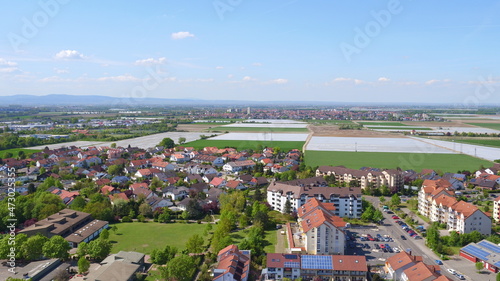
304 150 492 172
184 139 305 151
466 123 500 130
305 136 455 154
366 126 432 130
243 119 307 124
409 136 500 161
209 132 308 141
358 122 408 126
208 127 308 132
221 123 308 128
428 127 500 134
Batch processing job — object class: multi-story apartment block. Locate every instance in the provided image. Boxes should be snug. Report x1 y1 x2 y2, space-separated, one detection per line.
297 198 346 255
316 166 404 191
493 197 500 222
263 253 368 281
267 178 362 218
418 180 491 235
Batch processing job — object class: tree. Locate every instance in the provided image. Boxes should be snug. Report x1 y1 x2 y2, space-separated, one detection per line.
186 199 203 219
151 245 178 265
78 256 90 273
110 142 117 148
496 272 500 281
373 210 384 223
100 228 110 240
186 234 204 254
159 137 175 149
107 164 121 176
139 203 153 218
390 194 401 207
87 238 112 260
284 199 292 214
476 261 483 272
70 196 87 211
361 205 374 222
160 255 196 281
22 234 48 260
77 241 88 258
42 235 71 260
178 137 186 144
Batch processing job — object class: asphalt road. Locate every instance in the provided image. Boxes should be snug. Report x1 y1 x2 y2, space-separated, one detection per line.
364 196 491 281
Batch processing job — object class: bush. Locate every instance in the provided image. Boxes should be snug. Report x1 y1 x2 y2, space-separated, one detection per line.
121 216 132 222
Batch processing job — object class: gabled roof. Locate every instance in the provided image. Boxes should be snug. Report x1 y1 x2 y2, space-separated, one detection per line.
386 251 422 271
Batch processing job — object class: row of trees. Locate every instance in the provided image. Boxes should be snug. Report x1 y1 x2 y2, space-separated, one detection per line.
0 234 71 261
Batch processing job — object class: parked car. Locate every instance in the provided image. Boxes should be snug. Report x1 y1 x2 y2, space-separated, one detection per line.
456 273 465 280
414 235 422 239
392 215 400 219
375 244 380 249
435 260 443 265
447 268 456 275
400 235 407 240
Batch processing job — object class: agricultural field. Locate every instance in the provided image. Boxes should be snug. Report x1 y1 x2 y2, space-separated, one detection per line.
222 123 308 128
207 126 308 133
436 138 500 148
304 150 492 172
308 120 355 125
0 148 41 158
466 123 500 130
358 122 408 126
108 222 207 254
209 132 308 141
184 139 305 151
365 127 432 130
410 136 500 161
305 136 454 154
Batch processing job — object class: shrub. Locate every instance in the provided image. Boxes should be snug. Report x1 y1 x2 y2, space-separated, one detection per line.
121 216 132 222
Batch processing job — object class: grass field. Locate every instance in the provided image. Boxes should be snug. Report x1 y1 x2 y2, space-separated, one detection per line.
108 222 206 254
466 123 500 130
207 126 308 133
358 122 408 126
440 138 500 148
184 139 305 151
366 127 432 130
229 227 277 253
304 150 492 172
0 148 41 158
309 120 355 125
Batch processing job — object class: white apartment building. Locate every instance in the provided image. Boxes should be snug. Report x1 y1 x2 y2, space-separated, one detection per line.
493 197 500 223
267 180 362 218
316 166 404 191
297 198 346 255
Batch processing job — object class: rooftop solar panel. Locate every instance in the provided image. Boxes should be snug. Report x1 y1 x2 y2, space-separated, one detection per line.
284 261 300 268
495 261 500 268
478 241 500 253
462 245 489 261
301 255 333 270
284 254 298 259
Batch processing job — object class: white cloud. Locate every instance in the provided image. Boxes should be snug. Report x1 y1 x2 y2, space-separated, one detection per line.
227 74 234 78
135 57 167 66
425 79 451 85
269 78 288 84
54 68 69 74
252 62 262 67
215 66 224 69
332 77 365 84
243 76 256 81
378 77 390 82
55 50 86 60
0 58 19 73
171 31 195 40
0 58 18 67
97 74 141 82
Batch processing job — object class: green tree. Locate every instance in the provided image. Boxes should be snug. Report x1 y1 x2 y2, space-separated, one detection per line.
373 209 384 223
107 164 121 176
284 199 292 214
150 245 178 265
390 194 401 207
100 228 110 240
0 233 27 260
476 261 483 272
178 137 186 144
22 234 48 260
361 205 374 222
380 185 390 196
496 272 500 281
70 196 87 211
78 256 90 273
42 235 71 260
160 255 196 281
110 142 117 148
159 137 175 149
186 234 204 254
87 238 112 260
139 203 153 218
77 241 88 258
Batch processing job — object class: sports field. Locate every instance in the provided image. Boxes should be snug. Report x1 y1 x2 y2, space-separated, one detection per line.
304 150 492 172
184 139 305 151
108 222 207 254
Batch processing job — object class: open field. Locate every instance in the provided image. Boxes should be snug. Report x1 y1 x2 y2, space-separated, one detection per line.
108 222 206 254
0 148 41 158
305 136 454 154
27 131 211 150
244 119 306 124
410 136 500 161
466 122 500 130
358 122 408 126
184 139 305 151
209 132 308 141
304 150 492 172
366 127 432 130
308 125 402 137
208 126 308 133
431 138 500 148
308 120 355 125
222 123 308 128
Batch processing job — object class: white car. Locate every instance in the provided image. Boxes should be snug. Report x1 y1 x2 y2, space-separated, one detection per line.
447 268 456 275
456 274 465 280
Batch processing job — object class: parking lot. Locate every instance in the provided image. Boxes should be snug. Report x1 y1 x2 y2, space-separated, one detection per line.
345 225 403 266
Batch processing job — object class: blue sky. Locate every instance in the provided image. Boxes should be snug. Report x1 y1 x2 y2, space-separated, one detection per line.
0 0 499 103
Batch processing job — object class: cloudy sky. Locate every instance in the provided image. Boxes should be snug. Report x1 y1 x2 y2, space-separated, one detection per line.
0 1 499 103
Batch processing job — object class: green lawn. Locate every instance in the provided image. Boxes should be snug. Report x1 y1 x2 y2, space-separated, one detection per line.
207 126 308 133
366 127 432 130
466 123 500 130
108 222 206 254
304 150 492 173
0 148 41 158
184 139 305 151
229 227 277 253
358 122 408 126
